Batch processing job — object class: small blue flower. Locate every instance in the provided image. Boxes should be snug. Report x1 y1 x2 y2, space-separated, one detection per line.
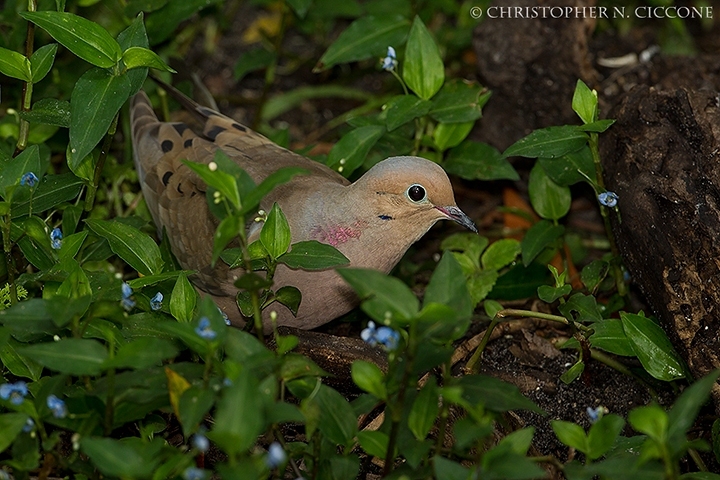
0 381 28 405
382 46 397 71
586 406 606 423
182 467 206 480
20 172 39 187
223 378 233 387
121 282 133 298
22 417 34 433
361 321 378 343
598 191 619 208
195 317 217 340
150 292 163 311
192 432 209 452
47 394 68 418
361 321 400 351
50 227 63 250
266 442 287 468
121 282 135 311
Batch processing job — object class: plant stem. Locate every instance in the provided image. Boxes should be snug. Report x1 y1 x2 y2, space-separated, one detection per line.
84 113 119 212
1 214 18 305
14 0 37 156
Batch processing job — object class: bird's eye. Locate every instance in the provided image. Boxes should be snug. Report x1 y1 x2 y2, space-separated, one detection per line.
406 184 427 203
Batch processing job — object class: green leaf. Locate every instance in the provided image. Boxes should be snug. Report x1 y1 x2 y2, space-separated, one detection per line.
178 386 216 436
104 337 178 370
424 251 473 319
0 338 44 381
182 156 241 211
233 47 276 81
145 0 222 44
408 377 439 440
121 46 175 72
337 268 419 321
351 360 386 400
559 293 603 323
326 125 386 177
572 79 597 124
560 359 585 384
20 338 108 375
538 284 571 303
621 312 687 381
0 46 31 82
459 375 545 414
552 420 589 453
520 219 564 266
69 68 132 167
538 145 595 187
667 370 720 446
434 121 473 151
279 353 327 381
403 16 444 100
260 203 291 260
29 43 58 83
278 240 349 270
209 369 264 455
314 384 358 447
628 404 668 443
581 259 609 292
503 125 588 159
20 11 122 68
529 162 571 220
11 173 82 219
315 15 410 71
587 414 625 460
0 145 41 200
0 413 30 454
429 81 491 123
357 430 389 459
589 319 635 356
212 214 242 265
19 98 71 128
445 141 519 181
58 231 88 260
384 95 432 131
86 219 163 276
116 13 151 95
481 239 521 271
579 119 615 133
433 456 471 480
80 437 156 478
274 286 302 316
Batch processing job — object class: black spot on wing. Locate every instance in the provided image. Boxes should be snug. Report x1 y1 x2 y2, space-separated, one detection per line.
161 140 173 153
231 122 246 132
206 125 226 141
162 171 173 186
184 138 193 148
172 123 189 135
379 215 392 220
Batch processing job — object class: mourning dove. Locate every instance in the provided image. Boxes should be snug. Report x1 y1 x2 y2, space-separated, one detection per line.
129 88 476 331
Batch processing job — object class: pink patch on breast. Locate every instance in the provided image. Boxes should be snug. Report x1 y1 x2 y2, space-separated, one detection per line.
312 225 362 247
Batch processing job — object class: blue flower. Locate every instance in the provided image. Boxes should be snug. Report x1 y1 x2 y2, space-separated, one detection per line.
361 321 400 351
382 46 397 71
22 417 34 433
50 227 63 250
47 394 68 418
20 172 39 187
586 406 606 423
192 432 209 452
598 191 619 208
121 282 135 311
266 442 287 468
182 467 206 480
121 282 133 298
0 381 28 405
150 292 163 311
195 317 217 340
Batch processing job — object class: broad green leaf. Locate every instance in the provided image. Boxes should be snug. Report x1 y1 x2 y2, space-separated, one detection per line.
182 157 241 211
0 46 31 82
560 359 585 384
434 121 473 151
621 312 687 381
209 370 264 455
538 145 595 187
29 43 58 83
667 370 720 446
0 413 30 454
19 98 71 128
538 284 571 303
314 384 358 447
59 231 88 260
424 251 473 319
278 240 349 270
0 145 41 200
260 203 291 260
572 79 597 124
459 375 545 414
445 141 519 181
170 272 196 324
481 238 521 271
0 338 44 381
481 446 546 479
69 68 132 167
121 46 175 72
589 319 635 356
628 404 668 442
357 430 389 459
20 11 122 68
326 125 386 177
279 353 327 381
520 220 564 266
581 259 609 292
178 386 216 436
429 82 491 123
11 173 82 219
587 414 625 460
20 338 108 375
403 16 444 100
212 214 242 265
433 456 471 480
86 219 163 275
351 360 386 400
315 15 410 71
104 337 178 370
338 268 419 321
145 0 223 44
286 0 312 17
529 162 571 220
80 437 156 478
274 286 301 316
116 13 151 95
579 119 615 133
233 47 276 81
408 377 439 440
384 95 432 131
503 125 588 159
552 420 588 453
497 427 535 455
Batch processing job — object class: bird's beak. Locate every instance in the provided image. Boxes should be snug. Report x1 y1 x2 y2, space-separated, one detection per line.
436 206 478 233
